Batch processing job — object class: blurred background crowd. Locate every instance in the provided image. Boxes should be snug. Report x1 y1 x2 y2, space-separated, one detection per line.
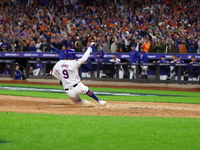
0 0 200 54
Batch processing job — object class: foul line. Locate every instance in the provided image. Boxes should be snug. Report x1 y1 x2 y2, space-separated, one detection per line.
0 86 194 97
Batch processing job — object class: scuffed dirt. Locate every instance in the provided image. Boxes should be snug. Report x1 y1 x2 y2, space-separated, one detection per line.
0 95 200 118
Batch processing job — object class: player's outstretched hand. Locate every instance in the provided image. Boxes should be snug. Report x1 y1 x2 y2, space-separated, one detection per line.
90 42 96 46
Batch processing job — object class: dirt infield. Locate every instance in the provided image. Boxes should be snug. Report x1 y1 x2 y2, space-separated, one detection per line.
0 80 200 118
0 95 200 118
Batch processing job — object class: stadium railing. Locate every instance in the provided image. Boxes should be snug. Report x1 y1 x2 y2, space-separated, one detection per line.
23 60 200 85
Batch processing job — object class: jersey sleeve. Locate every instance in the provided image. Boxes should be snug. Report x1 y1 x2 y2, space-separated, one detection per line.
117 58 121 63
52 62 61 80
109 59 114 62
52 47 61 53
77 47 92 66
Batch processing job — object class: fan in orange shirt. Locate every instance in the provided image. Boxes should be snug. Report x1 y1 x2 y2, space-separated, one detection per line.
165 0 174 5
39 25 49 32
141 39 151 53
178 39 187 53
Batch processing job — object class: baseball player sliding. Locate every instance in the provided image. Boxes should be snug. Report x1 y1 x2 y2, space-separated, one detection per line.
52 42 107 106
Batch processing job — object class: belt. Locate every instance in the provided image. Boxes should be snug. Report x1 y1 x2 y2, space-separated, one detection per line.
65 82 79 91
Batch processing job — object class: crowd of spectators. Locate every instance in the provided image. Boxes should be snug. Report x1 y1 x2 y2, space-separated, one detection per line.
0 0 200 54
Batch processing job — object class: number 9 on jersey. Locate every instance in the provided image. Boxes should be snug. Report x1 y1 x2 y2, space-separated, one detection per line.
62 70 69 79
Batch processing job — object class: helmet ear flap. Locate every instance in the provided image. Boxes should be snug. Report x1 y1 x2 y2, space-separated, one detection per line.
65 49 76 59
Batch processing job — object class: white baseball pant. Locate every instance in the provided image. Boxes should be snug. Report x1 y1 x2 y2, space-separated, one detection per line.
175 76 184 81
129 65 136 79
65 82 89 103
33 68 41 76
82 72 91 78
141 66 148 75
94 70 103 78
160 75 168 80
113 69 124 79
188 77 198 81
119 69 124 79
170 66 175 80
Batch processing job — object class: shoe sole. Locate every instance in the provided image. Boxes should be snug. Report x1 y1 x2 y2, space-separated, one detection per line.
99 102 107 106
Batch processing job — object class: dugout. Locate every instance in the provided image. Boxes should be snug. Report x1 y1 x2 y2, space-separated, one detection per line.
0 52 200 84
23 61 200 85
0 59 15 78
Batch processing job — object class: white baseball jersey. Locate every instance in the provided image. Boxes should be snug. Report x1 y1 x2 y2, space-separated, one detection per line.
53 59 81 89
52 47 92 89
109 58 123 70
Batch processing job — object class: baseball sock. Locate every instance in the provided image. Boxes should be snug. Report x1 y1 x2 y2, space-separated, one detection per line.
86 89 100 101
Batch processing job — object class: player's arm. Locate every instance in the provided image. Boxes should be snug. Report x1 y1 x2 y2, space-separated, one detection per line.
50 44 60 53
114 58 121 65
52 70 61 80
78 42 95 65
15 70 22 76
52 64 61 80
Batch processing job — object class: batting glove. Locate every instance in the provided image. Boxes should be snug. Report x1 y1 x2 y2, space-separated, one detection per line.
89 42 96 47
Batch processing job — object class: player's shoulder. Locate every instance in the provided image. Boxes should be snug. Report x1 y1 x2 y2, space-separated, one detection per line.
56 60 65 64
55 60 68 66
116 58 121 61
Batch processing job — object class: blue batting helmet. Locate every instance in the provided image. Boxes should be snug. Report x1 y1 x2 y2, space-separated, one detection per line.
65 49 76 59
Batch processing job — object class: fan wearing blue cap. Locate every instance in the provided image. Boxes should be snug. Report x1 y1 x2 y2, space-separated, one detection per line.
52 42 107 106
129 44 140 79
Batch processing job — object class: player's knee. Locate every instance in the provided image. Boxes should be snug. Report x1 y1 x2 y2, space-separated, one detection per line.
67 92 76 99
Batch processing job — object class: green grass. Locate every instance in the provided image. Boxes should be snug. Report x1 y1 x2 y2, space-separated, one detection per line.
0 83 200 150
1 83 200 96
0 89 200 104
0 112 200 150
0 83 63 89
0 83 200 104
